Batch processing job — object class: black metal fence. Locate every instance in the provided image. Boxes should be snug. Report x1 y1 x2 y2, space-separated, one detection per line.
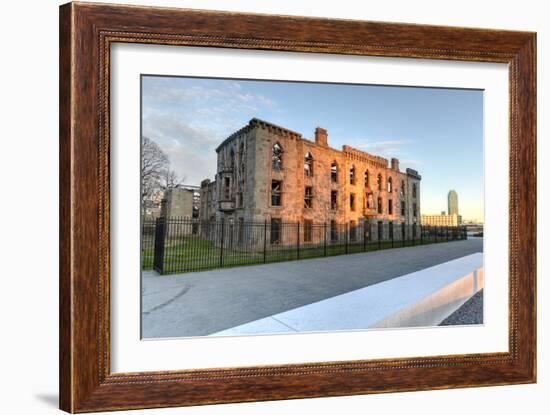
141 217 467 274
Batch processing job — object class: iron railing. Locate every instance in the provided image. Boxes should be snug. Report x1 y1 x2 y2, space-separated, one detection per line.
141 217 467 275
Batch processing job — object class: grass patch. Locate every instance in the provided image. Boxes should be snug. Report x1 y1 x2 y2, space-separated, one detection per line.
142 234 460 275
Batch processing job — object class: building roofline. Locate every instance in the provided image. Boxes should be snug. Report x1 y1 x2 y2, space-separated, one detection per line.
215 118 303 152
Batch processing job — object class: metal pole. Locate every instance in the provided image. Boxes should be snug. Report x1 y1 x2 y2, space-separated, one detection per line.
345 223 349 254
297 222 300 260
363 222 367 252
420 224 423 244
219 218 225 268
263 220 267 263
391 223 394 248
324 222 328 257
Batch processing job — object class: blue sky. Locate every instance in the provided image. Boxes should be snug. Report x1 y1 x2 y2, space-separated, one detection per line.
142 76 484 222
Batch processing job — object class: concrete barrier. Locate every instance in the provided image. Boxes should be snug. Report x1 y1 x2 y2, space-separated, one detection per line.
210 253 484 336
371 266 483 328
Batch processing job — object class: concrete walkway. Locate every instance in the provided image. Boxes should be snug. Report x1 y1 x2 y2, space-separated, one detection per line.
210 253 483 336
142 238 483 338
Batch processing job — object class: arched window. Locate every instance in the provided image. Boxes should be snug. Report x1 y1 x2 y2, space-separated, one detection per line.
387 177 393 193
377 174 383 191
304 152 313 177
331 161 338 182
349 165 356 185
272 143 282 171
366 192 373 209
401 180 405 196
364 170 370 187
377 197 383 214
239 143 246 176
412 183 417 198
229 148 235 169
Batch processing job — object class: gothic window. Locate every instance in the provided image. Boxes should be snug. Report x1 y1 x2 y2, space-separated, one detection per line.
223 177 231 200
350 193 356 211
401 201 406 216
237 192 243 208
270 218 281 244
413 202 418 217
304 186 313 209
350 165 356 185
401 180 405 196
350 221 357 241
304 152 314 177
330 220 338 242
272 143 282 171
366 192 374 209
364 170 370 187
228 148 236 172
377 174 383 191
239 143 246 176
331 161 338 182
377 197 383 214
304 220 313 243
388 199 393 215
387 177 393 193
331 190 338 210
271 180 282 206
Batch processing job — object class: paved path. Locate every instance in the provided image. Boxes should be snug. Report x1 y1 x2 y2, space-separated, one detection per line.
142 238 483 338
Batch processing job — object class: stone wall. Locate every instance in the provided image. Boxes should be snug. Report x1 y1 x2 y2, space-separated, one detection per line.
161 188 195 218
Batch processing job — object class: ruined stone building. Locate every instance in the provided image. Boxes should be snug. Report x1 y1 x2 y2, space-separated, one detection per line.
200 118 421 243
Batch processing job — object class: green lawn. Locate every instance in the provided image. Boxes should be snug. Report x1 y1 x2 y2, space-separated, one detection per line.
142 234 458 275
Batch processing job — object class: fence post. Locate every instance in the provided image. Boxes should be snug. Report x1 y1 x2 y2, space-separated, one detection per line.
345 223 349 254
263 220 267 263
297 221 300 260
412 224 415 246
446 226 449 242
324 222 328 257
378 224 381 250
420 224 423 244
153 216 166 274
219 218 225 268
391 223 394 248
363 222 367 252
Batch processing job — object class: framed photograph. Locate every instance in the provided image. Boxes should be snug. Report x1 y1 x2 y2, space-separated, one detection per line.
59 2 536 412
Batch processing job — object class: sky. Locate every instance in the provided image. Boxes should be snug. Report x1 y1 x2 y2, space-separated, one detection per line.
142 76 484 222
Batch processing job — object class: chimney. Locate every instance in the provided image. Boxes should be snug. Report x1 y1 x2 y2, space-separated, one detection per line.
391 158 400 171
315 127 328 147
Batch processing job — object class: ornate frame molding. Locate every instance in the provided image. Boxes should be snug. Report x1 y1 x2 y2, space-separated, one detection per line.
60 2 536 412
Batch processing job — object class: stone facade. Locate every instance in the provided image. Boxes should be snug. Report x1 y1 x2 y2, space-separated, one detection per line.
200 118 421 242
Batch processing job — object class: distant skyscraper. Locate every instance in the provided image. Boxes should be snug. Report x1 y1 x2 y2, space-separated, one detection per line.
448 190 459 216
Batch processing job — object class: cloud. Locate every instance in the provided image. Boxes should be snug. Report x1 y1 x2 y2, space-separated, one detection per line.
356 139 413 154
142 77 280 185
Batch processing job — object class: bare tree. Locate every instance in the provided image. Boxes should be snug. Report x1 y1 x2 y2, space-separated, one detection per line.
141 136 169 214
161 168 186 190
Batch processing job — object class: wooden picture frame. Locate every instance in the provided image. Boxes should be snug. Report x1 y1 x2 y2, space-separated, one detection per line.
59 2 536 412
